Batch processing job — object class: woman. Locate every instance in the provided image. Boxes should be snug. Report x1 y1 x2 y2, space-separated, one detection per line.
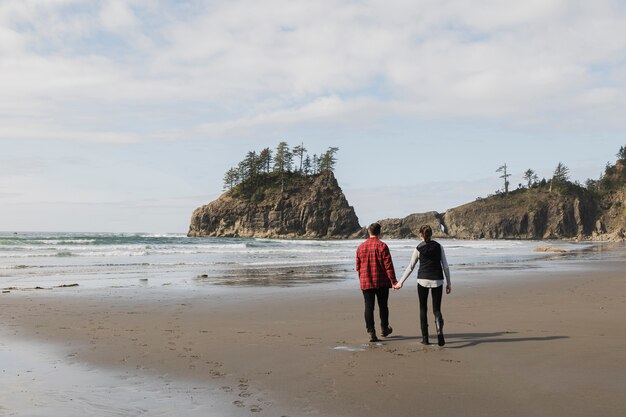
394 225 451 346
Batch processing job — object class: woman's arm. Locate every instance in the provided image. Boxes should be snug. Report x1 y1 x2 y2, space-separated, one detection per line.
396 248 419 288
440 246 451 293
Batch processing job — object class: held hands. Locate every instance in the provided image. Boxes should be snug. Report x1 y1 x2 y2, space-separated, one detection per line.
393 282 403 290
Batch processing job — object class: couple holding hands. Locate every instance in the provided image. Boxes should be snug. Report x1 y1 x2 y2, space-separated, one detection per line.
356 223 451 345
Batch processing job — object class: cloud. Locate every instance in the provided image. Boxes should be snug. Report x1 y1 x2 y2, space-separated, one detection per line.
1 0 626 143
100 0 138 33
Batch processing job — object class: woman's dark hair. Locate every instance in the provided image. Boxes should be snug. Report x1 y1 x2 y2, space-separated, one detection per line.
419 225 433 241
368 223 381 236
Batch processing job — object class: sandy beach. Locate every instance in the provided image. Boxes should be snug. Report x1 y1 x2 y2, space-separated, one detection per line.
2 258 625 417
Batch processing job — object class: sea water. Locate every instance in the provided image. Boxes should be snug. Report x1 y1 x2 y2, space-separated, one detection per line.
1 232 623 291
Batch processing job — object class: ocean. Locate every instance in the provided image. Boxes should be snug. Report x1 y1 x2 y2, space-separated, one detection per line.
1 232 622 291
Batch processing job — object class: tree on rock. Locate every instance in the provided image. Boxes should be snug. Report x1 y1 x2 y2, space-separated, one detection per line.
319 147 339 172
223 168 239 191
293 143 307 173
496 163 511 194
274 142 292 192
258 148 273 174
550 162 570 192
523 169 538 188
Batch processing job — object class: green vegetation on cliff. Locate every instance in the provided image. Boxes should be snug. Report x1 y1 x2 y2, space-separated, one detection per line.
222 142 339 195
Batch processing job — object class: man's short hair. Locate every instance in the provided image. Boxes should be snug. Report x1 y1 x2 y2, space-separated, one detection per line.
368 223 381 236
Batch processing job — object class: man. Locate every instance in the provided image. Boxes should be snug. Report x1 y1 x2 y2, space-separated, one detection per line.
356 222 397 342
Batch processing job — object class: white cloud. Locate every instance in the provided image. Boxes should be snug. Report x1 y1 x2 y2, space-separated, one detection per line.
1 0 626 143
100 0 138 33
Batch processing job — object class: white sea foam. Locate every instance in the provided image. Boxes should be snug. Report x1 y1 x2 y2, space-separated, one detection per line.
0 232 619 290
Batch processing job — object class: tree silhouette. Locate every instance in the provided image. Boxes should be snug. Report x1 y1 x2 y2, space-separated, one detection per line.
496 163 511 194
223 167 239 191
319 147 339 172
273 142 292 192
312 154 320 174
550 162 570 192
258 148 273 173
523 169 538 188
293 143 307 173
303 155 312 175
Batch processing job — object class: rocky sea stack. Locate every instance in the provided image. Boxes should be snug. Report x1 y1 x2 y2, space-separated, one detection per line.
188 171 362 238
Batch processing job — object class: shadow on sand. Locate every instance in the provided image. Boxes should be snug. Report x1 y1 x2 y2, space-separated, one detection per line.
443 331 569 349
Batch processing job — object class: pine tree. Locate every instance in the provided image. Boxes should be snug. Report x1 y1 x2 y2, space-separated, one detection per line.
319 147 339 172
222 167 239 191
550 162 570 192
312 154 320 174
273 142 292 192
293 143 307 173
303 155 312 176
523 169 538 188
496 163 511 194
258 148 273 173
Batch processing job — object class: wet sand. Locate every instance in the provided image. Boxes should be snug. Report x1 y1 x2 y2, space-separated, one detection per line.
2 260 626 416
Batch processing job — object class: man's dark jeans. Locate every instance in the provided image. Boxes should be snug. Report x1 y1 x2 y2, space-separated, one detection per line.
362 287 390 332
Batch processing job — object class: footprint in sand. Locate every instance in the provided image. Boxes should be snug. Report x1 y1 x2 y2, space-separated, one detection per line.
233 400 245 408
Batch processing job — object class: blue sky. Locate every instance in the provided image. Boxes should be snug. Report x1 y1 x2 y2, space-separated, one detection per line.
1 0 625 232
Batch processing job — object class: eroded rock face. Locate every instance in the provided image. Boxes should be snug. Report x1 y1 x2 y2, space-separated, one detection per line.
441 192 597 239
188 172 363 238
377 190 599 240
377 212 445 239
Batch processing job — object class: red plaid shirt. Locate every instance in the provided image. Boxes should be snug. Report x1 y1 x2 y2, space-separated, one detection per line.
356 237 397 290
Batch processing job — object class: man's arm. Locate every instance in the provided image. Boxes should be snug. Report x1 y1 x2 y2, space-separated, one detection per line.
381 244 397 285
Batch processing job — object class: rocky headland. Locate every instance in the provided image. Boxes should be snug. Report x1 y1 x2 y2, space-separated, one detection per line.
378 159 626 241
188 172 362 238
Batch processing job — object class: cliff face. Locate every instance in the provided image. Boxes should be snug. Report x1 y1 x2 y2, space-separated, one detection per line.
188 172 362 238
378 189 603 240
378 212 446 240
593 187 626 241
442 191 598 239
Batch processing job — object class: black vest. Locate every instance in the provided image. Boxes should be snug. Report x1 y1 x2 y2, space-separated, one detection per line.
417 240 444 280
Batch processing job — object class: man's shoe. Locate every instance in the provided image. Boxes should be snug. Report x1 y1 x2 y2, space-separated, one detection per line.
421 336 430 345
368 331 379 342
437 334 445 347
381 326 393 337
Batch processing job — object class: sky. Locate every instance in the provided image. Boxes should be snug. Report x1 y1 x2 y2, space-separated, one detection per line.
1 0 626 233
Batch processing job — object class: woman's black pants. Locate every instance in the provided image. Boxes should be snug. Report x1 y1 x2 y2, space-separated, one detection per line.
417 284 443 335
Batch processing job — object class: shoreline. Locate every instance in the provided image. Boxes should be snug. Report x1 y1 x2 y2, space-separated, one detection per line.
2 258 626 416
